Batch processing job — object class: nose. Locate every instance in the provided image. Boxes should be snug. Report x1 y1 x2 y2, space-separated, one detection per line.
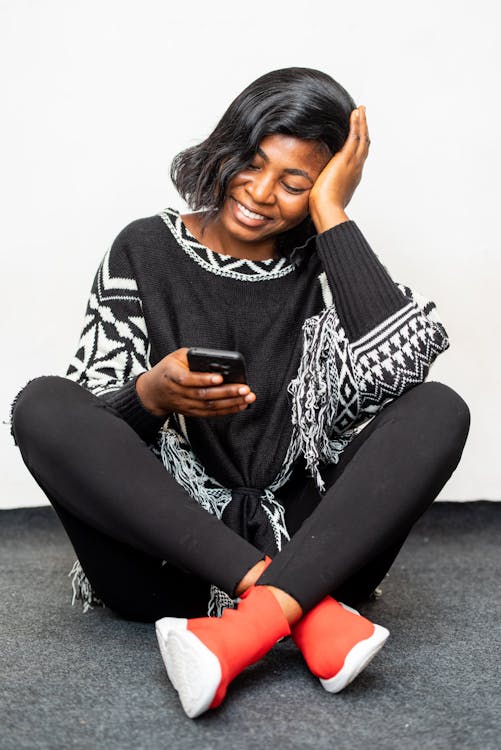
246 171 276 206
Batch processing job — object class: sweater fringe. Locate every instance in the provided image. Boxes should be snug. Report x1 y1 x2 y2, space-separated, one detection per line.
68 560 105 613
287 306 358 494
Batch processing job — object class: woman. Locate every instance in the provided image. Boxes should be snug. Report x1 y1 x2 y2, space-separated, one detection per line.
10 67 470 719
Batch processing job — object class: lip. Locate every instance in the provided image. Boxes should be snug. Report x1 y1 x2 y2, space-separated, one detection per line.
231 196 272 221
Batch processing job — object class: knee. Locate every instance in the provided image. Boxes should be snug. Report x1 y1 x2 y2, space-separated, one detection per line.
11 375 79 449
411 381 471 458
419 381 470 434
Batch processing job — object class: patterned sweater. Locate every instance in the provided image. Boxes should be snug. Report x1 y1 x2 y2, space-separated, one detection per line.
14 206 450 614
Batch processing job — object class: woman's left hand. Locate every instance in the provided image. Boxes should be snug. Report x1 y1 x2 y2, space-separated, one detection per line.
309 105 371 233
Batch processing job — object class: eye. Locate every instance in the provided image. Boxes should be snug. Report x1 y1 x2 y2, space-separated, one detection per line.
283 183 307 194
246 163 260 170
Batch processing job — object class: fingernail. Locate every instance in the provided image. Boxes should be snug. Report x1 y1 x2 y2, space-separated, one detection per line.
238 386 248 394
211 375 222 383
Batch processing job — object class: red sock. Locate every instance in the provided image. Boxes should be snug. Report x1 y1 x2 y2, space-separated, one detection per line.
156 583 290 718
291 595 389 692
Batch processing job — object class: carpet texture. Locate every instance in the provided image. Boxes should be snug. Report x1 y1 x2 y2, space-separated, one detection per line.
1 502 499 750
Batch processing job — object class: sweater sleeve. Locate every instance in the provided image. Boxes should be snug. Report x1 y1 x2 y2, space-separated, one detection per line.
316 220 410 340
316 220 450 427
64 225 168 443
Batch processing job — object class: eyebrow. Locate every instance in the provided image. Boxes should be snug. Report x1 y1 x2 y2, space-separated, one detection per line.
256 147 314 184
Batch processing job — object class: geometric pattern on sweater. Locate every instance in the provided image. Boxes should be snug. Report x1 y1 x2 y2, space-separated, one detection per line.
351 285 450 415
65 246 152 397
158 207 296 281
286 280 450 492
327 318 359 432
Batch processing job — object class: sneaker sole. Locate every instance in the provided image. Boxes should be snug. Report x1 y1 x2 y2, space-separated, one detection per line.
159 624 223 719
319 623 390 693
155 617 188 687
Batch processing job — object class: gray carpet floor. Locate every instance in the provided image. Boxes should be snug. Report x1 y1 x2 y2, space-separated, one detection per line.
1 502 499 750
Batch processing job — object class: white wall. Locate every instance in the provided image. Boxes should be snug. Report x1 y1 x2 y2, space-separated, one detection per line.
2 0 499 508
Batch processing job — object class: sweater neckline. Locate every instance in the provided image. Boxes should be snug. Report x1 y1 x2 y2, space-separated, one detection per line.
158 207 297 281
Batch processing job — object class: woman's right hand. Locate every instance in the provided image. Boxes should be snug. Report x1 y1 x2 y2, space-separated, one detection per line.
308 105 370 233
135 347 256 418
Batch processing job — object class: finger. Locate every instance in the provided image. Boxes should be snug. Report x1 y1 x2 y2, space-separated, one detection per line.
343 107 363 159
185 383 253 402
169 366 224 388
182 394 255 416
188 402 250 417
358 106 370 151
333 107 360 162
199 393 256 411
356 106 371 157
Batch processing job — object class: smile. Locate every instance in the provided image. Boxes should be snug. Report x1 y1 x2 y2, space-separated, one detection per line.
232 198 269 222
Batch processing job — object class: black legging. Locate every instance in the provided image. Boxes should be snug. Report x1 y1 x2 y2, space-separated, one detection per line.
11 376 470 622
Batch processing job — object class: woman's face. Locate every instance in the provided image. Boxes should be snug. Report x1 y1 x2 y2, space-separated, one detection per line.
219 134 331 243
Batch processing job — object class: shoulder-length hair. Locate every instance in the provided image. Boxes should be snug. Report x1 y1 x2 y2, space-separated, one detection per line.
171 67 357 257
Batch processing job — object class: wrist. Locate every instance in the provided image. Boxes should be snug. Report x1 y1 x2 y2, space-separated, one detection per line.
135 371 170 418
310 203 350 234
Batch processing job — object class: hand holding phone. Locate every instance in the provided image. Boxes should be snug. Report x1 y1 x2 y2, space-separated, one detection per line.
135 347 256 418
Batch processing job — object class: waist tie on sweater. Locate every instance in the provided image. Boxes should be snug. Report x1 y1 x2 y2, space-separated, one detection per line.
222 487 278 557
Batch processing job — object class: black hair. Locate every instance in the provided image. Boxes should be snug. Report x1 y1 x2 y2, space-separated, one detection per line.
170 67 357 257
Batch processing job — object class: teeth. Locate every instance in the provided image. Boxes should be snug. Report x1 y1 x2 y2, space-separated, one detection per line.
236 200 267 221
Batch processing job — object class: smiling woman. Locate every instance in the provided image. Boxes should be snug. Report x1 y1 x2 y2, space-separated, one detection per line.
10 66 470 719
182 134 331 260
171 67 356 261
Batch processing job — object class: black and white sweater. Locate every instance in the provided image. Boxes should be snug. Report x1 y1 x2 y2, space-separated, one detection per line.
15 206 450 614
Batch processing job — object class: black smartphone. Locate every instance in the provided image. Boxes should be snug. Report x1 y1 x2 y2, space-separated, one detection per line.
187 347 248 384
